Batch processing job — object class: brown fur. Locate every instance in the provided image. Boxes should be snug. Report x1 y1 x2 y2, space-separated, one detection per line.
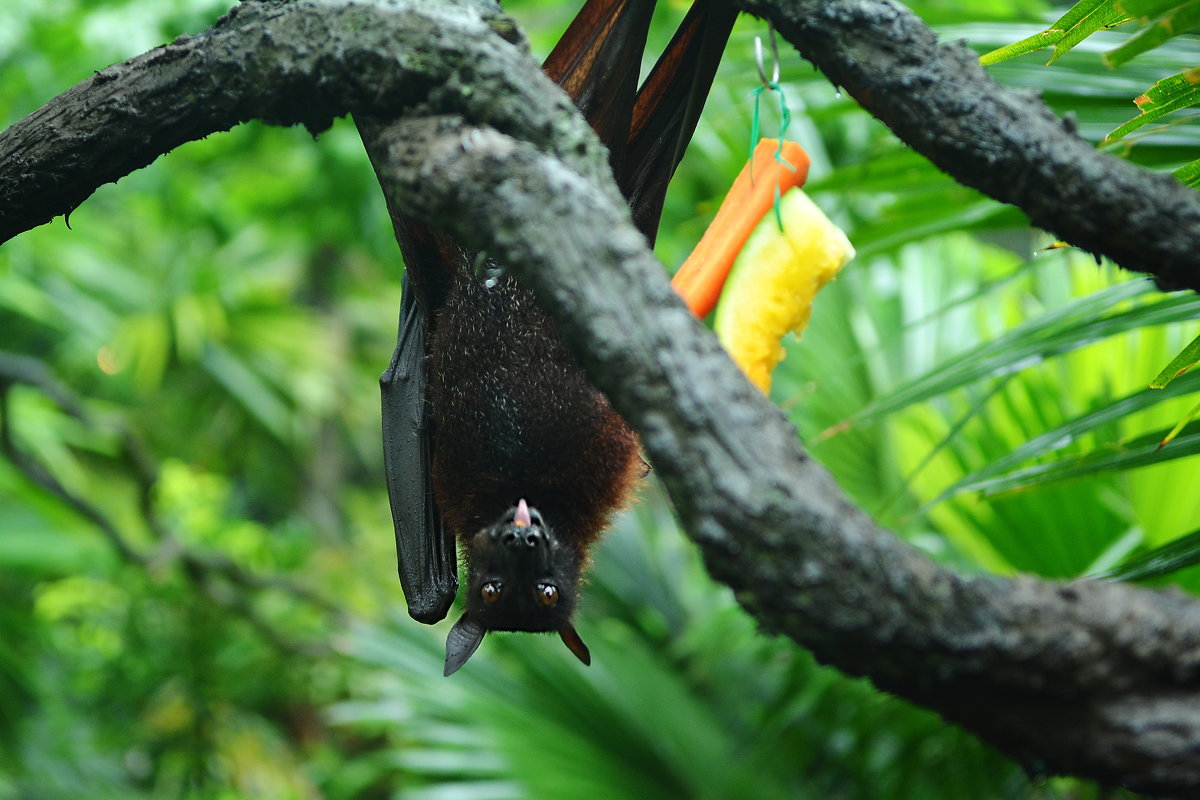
428 271 641 561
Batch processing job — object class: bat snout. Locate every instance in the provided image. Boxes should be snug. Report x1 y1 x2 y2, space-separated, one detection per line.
501 527 546 549
491 500 553 549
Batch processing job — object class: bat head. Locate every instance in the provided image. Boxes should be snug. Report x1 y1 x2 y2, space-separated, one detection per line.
443 499 591 675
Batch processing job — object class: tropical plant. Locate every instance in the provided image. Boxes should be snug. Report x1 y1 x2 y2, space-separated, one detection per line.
1 0 1197 797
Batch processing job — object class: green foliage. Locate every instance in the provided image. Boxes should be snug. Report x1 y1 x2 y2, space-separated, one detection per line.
1 0 1197 798
979 0 1132 65
1173 156 1200 185
1149 328 1200 386
980 0 1200 178
1105 66 1200 142
1097 523 1200 580
977 0 1200 65
1105 2 1200 66
980 0 1200 465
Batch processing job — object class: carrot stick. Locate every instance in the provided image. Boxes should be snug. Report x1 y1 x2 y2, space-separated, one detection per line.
671 139 810 318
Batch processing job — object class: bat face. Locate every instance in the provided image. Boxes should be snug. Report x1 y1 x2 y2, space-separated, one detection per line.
443 500 592 675
463 499 580 632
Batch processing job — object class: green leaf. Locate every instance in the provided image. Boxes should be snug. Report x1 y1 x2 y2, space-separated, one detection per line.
201 343 292 442
1094 525 1200 581
980 30 1067 65
851 197 1020 262
1158 394 1200 447
1149 330 1200 387
1172 158 1200 187
0 506 105 573
1105 2 1200 67
1053 0 1134 30
947 420 1200 497
933 368 1200 502
1104 67 1200 142
979 0 1133 64
1051 3 1132 61
1117 0 1193 17
850 279 1175 427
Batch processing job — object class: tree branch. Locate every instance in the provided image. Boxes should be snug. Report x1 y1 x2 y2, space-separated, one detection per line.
6 0 1200 294
0 0 613 244
366 115 1200 796
739 0 1200 292
5 0 1200 793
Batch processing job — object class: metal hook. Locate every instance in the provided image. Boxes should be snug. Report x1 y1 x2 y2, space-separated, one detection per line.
754 22 780 88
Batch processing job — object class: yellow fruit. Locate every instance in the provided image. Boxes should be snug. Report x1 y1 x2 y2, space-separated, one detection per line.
712 188 854 393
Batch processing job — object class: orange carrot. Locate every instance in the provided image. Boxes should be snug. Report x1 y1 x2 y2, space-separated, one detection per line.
671 139 810 318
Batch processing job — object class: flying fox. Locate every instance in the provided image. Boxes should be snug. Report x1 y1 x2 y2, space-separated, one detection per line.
379 0 737 675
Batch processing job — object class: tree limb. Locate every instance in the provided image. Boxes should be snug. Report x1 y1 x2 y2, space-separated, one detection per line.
368 113 1200 799
4 0 1200 793
5 0 1200 294
737 0 1200 292
0 0 613 244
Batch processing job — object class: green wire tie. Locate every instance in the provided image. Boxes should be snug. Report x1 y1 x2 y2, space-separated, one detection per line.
750 24 794 232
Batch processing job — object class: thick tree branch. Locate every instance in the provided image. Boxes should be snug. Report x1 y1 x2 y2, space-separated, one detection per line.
366 115 1200 796
5 0 1200 793
740 0 1200 292
0 0 614 243
3 0 1200 292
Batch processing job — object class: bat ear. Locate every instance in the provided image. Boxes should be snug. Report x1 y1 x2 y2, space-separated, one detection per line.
559 623 592 666
444 613 487 676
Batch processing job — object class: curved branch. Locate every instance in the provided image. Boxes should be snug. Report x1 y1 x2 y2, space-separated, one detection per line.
5 0 1200 793
367 115 1200 796
4 0 1197 285
740 0 1200 292
0 0 614 243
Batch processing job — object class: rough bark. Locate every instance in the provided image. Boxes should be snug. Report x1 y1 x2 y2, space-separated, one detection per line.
5 0 1200 291
370 113 1200 799
0 0 612 242
3 0 1200 794
738 0 1200 293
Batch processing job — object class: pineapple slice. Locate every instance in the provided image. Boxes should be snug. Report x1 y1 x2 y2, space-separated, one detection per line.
712 188 854 393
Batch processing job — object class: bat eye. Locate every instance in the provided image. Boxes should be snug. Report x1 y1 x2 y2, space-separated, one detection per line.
536 583 559 607
481 581 503 604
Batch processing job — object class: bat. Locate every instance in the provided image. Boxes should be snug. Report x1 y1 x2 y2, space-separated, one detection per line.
379 0 737 675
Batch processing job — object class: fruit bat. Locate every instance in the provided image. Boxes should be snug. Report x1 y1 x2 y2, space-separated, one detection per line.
379 0 736 675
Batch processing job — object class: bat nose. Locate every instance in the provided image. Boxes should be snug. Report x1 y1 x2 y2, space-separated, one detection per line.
502 527 545 549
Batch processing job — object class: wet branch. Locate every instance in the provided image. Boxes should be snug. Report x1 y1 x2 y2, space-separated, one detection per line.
3 0 1200 793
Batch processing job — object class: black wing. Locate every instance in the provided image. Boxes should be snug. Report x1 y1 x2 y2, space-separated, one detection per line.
623 0 738 242
381 269 456 623
542 0 656 175
542 0 738 244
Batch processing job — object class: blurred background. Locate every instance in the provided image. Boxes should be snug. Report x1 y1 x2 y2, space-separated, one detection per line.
3 0 1199 797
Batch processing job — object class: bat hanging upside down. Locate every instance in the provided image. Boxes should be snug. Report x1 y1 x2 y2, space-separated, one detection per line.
379 0 736 675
